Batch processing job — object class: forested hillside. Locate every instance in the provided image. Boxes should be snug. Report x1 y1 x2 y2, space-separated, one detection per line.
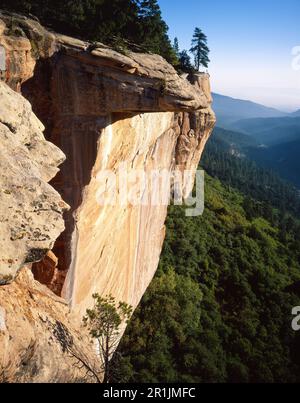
1 0 177 63
117 130 300 383
231 116 300 146
212 105 300 189
248 139 300 189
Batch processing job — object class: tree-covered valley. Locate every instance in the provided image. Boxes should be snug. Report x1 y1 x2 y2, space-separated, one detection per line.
117 127 300 383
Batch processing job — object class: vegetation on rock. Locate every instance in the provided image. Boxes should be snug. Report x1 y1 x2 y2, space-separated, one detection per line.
84 294 132 383
1 0 177 63
1 2 211 71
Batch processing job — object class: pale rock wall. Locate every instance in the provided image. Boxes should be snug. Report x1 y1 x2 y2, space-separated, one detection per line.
66 112 177 318
67 106 215 322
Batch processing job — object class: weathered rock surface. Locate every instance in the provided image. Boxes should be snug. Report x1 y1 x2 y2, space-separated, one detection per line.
0 11 208 111
0 12 215 382
0 80 68 285
0 12 56 91
0 268 100 383
65 107 215 324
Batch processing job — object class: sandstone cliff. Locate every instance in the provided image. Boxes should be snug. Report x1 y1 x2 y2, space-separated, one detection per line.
0 12 215 382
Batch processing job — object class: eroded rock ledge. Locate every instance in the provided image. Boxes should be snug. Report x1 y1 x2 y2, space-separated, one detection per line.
0 12 215 382
0 11 208 111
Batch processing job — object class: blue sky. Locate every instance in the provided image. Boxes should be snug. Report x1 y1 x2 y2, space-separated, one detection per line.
158 0 300 111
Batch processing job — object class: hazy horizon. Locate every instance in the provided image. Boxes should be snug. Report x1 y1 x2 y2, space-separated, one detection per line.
158 0 300 112
212 89 298 113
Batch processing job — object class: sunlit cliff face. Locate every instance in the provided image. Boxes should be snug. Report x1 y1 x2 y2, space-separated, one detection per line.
0 12 215 382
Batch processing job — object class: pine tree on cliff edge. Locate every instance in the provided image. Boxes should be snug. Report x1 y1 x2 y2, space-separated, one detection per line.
173 37 180 56
190 27 210 70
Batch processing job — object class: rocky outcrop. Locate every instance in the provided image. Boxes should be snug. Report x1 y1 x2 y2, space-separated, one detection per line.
0 80 67 285
0 12 215 382
0 12 56 91
0 268 100 383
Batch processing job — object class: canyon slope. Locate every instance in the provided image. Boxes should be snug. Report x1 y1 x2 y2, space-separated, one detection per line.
0 12 215 382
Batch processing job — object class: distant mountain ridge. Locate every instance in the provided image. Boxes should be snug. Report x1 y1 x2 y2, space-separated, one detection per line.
212 92 287 128
212 93 300 188
230 116 300 145
290 109 300 117
211 126 300 189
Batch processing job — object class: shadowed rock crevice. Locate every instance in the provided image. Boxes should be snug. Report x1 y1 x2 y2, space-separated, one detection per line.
22 56 108 294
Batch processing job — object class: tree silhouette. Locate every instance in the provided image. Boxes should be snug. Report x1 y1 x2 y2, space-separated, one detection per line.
190 27 210 70
173 37 180 56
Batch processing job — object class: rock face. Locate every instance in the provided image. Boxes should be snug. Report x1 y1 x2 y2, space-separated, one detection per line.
0 268 101 383
0 80 67 285
0 12 215 382
64 108 215 324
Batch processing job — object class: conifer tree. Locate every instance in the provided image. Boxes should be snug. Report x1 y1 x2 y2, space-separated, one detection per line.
83 294 132 383
136 0 177 63
190 27 210 70
1 0 177 63
173 37 180 56
179 50 194 73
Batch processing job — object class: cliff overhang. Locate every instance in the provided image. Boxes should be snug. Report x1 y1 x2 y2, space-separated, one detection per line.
0 11 215 382
0 11 209 112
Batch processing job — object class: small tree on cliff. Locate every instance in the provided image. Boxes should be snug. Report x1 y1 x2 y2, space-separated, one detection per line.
83 294 132 383
190 27 210 70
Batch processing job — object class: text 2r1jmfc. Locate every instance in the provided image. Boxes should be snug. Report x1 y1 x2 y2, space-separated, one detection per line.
103 387 197 400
